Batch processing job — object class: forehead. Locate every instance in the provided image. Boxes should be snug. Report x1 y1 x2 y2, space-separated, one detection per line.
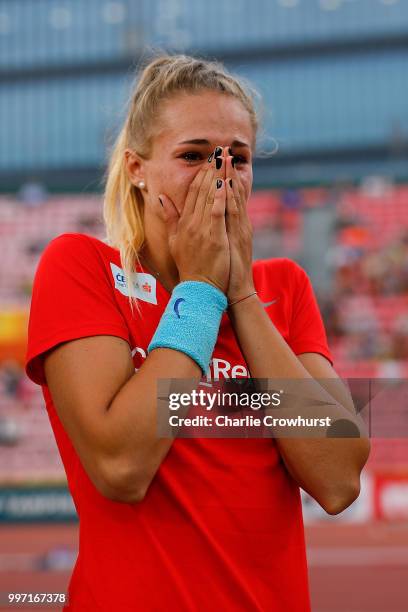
154 90 254 150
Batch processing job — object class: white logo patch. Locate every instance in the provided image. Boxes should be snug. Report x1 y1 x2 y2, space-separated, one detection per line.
110 263 157 305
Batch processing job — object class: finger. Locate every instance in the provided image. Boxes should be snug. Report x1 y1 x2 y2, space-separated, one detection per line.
225 156 240 200
236 178 247 214
159 193 180 240
210 178 227 243
226 156 249 220
202 172 218 226
181 163 211 220
188 145 222 217
225 177 240 235
201 149 226 223
192 159 216 224
214 150 226 186
194 146 224 224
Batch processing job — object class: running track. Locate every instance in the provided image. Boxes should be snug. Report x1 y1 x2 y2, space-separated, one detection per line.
0 522 407 611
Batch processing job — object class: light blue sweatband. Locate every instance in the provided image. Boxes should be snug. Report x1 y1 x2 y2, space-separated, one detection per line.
147 281 228 375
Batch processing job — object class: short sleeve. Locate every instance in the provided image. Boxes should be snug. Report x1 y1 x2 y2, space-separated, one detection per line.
287 260 334 366
25 233 130 386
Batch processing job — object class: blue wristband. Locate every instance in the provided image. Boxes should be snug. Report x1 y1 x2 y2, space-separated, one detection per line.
147 281 228 375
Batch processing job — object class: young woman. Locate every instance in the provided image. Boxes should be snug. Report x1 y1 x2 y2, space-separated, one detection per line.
25 55 370 611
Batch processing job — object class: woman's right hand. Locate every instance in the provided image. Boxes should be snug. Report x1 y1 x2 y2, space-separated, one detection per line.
159 147 230 295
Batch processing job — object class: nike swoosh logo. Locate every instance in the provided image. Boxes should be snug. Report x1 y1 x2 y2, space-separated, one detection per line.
174 297 185 318
262 298 279 308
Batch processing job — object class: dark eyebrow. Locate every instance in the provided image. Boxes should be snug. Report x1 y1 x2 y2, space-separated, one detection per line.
178 138 250 149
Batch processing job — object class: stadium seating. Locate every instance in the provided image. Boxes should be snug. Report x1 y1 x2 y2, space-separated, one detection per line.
1 186 407 483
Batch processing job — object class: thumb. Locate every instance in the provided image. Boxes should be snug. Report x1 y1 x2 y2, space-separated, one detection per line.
159 194 180 238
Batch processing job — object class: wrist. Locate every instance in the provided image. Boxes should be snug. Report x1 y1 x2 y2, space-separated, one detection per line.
227 289 257 309
227 284 256 303
148 280 227 375
178 276 226 296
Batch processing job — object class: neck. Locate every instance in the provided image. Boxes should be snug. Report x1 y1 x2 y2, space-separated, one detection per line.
140 204 180 291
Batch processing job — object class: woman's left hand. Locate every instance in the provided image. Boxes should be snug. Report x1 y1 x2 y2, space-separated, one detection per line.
224 149 256 303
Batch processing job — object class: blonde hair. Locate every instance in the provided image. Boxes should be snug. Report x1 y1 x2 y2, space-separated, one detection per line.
102 53 262 315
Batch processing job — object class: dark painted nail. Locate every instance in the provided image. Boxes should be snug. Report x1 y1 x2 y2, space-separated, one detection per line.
231 157 236 168
228 147 233 156
214 146 223 158
158 197 163 207
216 157 222 170
216 179 223 189
229 178 233 188
208 153 214 163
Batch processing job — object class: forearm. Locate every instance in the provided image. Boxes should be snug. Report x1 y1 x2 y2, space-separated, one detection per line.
100 279 228 501
228 294 370 513
101 348 201 501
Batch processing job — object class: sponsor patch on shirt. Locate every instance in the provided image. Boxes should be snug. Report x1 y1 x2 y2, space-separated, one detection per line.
110 262 157 305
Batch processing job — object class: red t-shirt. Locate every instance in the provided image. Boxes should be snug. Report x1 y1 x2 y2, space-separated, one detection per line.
25 233 333 611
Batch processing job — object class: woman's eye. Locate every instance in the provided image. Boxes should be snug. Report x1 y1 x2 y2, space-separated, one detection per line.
181 152 202 162
232 155 247 165
180 152 248 164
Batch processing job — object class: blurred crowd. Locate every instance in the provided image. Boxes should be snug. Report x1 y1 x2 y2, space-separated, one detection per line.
322 225 408 363
1 182 407 418
250 180 408 365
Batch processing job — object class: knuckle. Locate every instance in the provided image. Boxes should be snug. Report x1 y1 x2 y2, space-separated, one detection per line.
189 183 200 197
197 187 209 201
211 207 224 218
186 220 199 235
209 234 223 248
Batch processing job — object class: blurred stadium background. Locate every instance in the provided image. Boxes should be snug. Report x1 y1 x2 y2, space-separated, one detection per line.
0 1 408 610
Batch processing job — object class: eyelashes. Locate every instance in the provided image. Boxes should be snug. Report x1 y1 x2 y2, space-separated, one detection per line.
180 152 248 165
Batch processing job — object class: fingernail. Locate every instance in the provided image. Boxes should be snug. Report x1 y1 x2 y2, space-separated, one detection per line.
158 196 163 207
216 179 223 189
214 146 223 158
216 157 222 170
229 178 233 188
208 153 214 163
228 147 233 156
231 157 236 168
